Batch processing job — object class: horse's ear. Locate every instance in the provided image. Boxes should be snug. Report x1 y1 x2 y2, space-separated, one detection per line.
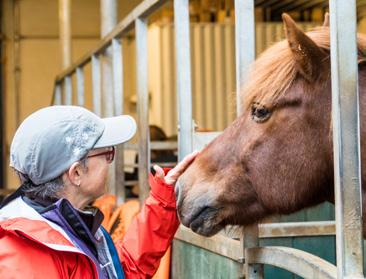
282 13 327 82
323 12 329 27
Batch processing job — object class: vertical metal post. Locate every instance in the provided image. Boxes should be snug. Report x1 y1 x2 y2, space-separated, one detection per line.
112 38 125 203
64 76 72 105
99 4 116 115
100 0 117 38
329 0 364 278
235 1 263 278
112 39 123 117
54 83 62 105
243 225 263 278
76 67 85 107
235 0 255 115
58 0 72 69
92 55 102 116
136 17 150 203
100 0 117 196
174 0 193 160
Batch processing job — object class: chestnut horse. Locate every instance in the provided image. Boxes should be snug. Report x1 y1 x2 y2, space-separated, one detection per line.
176 14 366 237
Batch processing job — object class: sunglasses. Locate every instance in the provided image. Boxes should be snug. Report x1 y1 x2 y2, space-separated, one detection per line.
86 146 115 164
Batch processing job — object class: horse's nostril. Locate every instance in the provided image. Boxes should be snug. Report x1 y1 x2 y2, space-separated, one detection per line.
174 180 180 198
188 206 219 232
175 180 180 198
175 178 184 208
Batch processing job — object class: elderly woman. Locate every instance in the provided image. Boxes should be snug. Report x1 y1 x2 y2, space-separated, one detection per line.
0 106 197 279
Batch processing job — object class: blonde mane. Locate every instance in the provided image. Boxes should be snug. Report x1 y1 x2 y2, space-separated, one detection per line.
242 26 366 110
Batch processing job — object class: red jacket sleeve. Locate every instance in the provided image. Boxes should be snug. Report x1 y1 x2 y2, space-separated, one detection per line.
115 170 180 279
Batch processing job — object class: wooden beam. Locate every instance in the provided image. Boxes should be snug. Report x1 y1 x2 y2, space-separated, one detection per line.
259 0 283 9
284 0 324 13
270 0 302 13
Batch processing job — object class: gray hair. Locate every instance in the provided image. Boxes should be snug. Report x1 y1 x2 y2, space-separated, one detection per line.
16 170 64 201
14 157 89 201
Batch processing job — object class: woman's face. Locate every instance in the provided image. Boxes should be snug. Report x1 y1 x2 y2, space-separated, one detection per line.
80 147 113 200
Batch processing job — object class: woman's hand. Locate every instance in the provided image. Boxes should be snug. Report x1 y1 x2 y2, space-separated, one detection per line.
153 151 199 185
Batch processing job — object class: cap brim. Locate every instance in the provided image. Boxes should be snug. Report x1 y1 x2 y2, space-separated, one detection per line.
93 115 137 148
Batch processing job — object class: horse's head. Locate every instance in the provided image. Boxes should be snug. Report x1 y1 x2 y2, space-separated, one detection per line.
176 14 339 236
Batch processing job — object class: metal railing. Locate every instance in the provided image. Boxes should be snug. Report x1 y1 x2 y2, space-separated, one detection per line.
53 0 171 204
52 0 364 278
330 1 363 277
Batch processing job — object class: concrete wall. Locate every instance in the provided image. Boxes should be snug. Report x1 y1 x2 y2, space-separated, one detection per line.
2 0 141 188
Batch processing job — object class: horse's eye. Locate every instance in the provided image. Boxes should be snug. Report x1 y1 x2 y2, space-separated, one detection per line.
251 104 272 123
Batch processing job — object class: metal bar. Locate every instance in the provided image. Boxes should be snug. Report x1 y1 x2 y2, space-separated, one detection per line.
246 247 337 279
92 55 102 115
101 0 117 38
235 0 255 115
259 221 335 238
235 1 261 278
112 38 125 203
64 76 72 105
54 0 169 83
100 0 117 115
174 0 193 160
112 39 123 116
76 67 85 106
101 0 118 197
54 84 62 105
243 225 263 278
175 222 337 262
136 17 150 203
58 0 71 69
329 0 364 278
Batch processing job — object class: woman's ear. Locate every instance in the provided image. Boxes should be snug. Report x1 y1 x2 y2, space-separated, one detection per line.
67 162 85 187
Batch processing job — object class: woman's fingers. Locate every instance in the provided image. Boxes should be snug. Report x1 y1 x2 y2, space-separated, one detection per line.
165 150 199 185
170 151 199 176
153 165 165 179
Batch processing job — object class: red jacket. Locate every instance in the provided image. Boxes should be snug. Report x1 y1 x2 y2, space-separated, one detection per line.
0 174 180 278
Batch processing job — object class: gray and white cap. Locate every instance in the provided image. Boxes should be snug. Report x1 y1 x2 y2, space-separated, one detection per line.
10 106 136 185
